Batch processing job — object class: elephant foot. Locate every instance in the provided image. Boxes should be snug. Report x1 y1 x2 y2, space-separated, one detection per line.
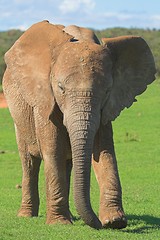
46 216 72 225
18 206 38 217
100 208 127 229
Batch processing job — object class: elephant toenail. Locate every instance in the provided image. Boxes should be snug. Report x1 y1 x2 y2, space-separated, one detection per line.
105 219 110 224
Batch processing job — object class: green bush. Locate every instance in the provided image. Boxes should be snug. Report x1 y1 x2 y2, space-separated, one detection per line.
0 30 23 85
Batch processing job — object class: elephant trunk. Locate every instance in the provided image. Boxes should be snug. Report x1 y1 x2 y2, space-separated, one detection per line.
71 133 102 229
65 98 102 229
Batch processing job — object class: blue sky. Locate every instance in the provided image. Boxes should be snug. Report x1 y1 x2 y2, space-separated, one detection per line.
1 0 160 31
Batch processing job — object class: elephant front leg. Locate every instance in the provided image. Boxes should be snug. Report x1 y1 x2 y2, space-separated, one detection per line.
36 117 72 225
92 123 127 229
44 154 71 225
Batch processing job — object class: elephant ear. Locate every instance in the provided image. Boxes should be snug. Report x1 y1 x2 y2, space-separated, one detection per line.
101 36 156 125
4 21 72 120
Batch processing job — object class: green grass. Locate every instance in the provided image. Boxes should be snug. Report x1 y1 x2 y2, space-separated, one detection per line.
0 80 160 240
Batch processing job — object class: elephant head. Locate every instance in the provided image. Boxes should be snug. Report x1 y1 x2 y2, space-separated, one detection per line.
4 21 156 229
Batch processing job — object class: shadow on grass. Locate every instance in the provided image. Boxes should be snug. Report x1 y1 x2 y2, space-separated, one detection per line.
123 214 160 233
39 213 159 232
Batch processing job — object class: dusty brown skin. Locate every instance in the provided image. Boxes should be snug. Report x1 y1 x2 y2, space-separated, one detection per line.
3 21 156 229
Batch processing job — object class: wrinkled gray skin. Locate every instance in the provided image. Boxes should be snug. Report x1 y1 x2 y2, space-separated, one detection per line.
3 21 156 229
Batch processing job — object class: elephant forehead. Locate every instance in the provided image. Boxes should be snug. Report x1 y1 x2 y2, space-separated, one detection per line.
58 42 108 63
54 42 111 81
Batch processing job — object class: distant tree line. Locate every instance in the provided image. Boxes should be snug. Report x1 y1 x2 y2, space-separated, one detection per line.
0 30 22 87
0 27 160 87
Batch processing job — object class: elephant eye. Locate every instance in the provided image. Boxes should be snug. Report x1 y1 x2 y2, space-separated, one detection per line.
58 82 65 94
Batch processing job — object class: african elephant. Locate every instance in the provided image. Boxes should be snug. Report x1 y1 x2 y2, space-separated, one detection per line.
3 20 156 229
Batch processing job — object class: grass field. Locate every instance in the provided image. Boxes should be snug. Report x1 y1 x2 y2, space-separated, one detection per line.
0 80 160 240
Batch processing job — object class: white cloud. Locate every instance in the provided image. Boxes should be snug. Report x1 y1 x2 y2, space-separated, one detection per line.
149 15 160 28
1 0 160 30
1 12 12 18
151 15 160 21
13 0 33 3
103 12 134 21
8 24 28 31
59 0 95 14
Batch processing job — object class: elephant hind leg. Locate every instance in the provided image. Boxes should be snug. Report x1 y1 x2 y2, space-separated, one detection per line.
18 154 41 218
17 145 41 217
15 125 42 217
4 82 42 217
